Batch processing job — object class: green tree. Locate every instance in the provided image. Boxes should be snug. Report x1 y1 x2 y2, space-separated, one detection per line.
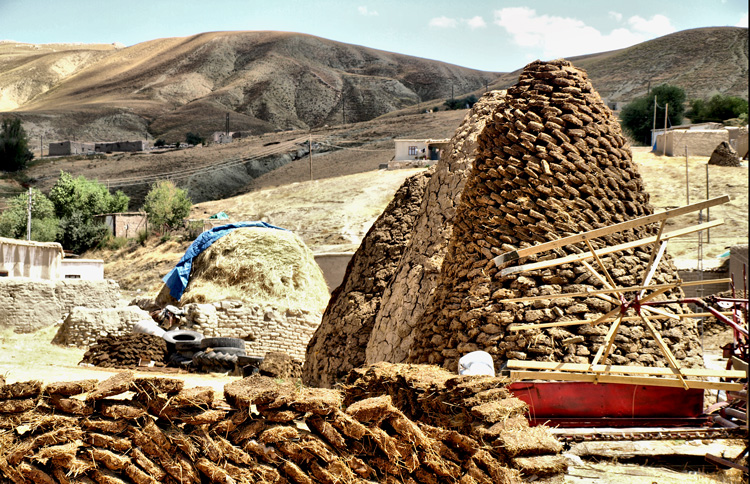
142 180 192 231
620 84 686 145
687 94 749 123
48 171 129 253
0 118 34 172
185 132 203 146
0 189 59 241
49 171 129 219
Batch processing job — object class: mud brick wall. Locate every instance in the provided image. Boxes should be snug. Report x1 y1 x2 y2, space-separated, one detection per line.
52 306 153 347
303 172 431 387
407 60 702 371
367 91 507 366
0 278 121 333
184 301 321 361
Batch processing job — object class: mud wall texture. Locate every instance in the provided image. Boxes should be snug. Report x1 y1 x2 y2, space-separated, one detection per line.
407 60 701 371
0 279 121 333
52 306 153 347
303 172 431 387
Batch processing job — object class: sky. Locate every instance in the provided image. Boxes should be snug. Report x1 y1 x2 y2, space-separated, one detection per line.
0 0 747 72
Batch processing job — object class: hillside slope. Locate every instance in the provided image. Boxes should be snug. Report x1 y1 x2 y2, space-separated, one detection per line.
1 31 497 142
489 27 748 103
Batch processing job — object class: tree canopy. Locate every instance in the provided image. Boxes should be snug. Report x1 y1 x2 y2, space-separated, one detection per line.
49 171 129 219
687 94 749 123
620 84 686 145
0 189 59 241
142 180 192 231
0 118 34 172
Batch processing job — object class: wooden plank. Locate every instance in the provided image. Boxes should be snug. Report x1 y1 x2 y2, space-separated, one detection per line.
505 360 748 379
509 311 732 331
638 311 687 389
498 219 723 275
493 195 730 265
499 278 731 303
509 371 745 391
591 313 623 366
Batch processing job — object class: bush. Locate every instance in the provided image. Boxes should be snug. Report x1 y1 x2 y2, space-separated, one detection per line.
101 235 129 250
142 180 192 232
444 95 478 111
620 84 686 145
0 118 34 172
185 132 203 146
687 94 749 123
136 229 149 246
0 189 59 241
48 171 130 253
154 139 166 148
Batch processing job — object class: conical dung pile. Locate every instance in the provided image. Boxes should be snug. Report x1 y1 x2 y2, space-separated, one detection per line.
366 91 507 365
407 59 702 371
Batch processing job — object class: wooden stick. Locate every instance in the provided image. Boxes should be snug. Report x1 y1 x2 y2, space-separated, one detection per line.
498 219 723 275
584 239 620 294
506 360 748 378
509 371 745 391
638 311 688 389
640 220 668 292
591 313 623 366
499 278 731 303
509 311 732 331
493 195 730 265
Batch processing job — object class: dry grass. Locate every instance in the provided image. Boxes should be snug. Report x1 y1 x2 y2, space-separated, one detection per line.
632 147 748 260
179 227 329 312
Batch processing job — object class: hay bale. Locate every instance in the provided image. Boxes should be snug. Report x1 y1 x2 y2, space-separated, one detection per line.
178 227 329 312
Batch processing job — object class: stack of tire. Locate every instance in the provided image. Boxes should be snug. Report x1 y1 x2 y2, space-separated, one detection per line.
162 330 204 368
193 337 248 373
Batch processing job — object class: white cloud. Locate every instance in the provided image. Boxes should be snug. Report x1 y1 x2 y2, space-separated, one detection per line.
429 16 458 28
358 6 378 16
465 16 487 29
609 11 622 22
493 7 677 59
737 13 749 27
627 14 675 36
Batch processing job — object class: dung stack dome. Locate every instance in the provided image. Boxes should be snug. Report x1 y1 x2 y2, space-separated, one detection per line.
407 59 703 371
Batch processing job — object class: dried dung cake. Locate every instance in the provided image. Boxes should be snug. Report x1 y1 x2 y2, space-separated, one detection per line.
368 91 508 366
303 171 432 388
177 227 329 312
406 59 702 371
0 368 564 483
80 334 168 368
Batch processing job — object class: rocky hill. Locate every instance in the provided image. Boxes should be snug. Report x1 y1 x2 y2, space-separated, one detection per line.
0 32 497 142
489 27 749 104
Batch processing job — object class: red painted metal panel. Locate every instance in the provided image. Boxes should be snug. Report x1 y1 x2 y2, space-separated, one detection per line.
509 381 704 420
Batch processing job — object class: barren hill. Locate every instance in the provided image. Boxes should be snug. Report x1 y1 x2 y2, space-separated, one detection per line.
1 31 497 142
489 27 748 104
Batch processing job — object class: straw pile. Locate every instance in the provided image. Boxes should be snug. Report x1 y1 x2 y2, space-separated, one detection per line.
0 366 565 483
178 227 329 312
405 59 702 371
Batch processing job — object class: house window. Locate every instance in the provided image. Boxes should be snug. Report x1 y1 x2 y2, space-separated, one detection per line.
408 146 418 156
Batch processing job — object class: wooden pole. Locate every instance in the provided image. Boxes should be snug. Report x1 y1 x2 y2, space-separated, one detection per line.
706 163 710 243
652 95 657 147
662 103 669 156
308 135 313 181
685 145 690 204
26 188 32 241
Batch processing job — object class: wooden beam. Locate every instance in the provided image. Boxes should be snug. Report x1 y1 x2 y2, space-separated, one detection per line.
498 219 723 275
499 278 731 303
590 313 623 366
509 310 726 331
638 311 688 388
509 371 745 391
506 360 748 379
493 195 730 265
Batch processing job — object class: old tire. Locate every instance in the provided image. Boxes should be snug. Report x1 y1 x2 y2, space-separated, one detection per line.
200 337 245 350
163 330 203 345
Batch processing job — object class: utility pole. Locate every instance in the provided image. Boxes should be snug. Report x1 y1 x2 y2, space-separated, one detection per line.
40 134 43 158
225 113 229 137
662 103 669 156
451 82 454 100
342 95 346 125
652 95 657 147
308 134 313 181
485 80 488 93
26 188 32 241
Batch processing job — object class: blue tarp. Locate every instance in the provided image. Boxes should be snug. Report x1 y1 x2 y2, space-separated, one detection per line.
162 221 286 300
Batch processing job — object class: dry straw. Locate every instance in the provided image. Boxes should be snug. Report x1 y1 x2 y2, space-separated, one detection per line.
179 227 329 312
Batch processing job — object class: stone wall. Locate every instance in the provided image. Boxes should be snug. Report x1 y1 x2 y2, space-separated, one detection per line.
0 278 121 333
184 301 322 361
52 306 152 346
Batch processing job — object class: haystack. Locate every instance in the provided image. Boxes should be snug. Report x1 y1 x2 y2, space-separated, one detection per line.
178 227 329 312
